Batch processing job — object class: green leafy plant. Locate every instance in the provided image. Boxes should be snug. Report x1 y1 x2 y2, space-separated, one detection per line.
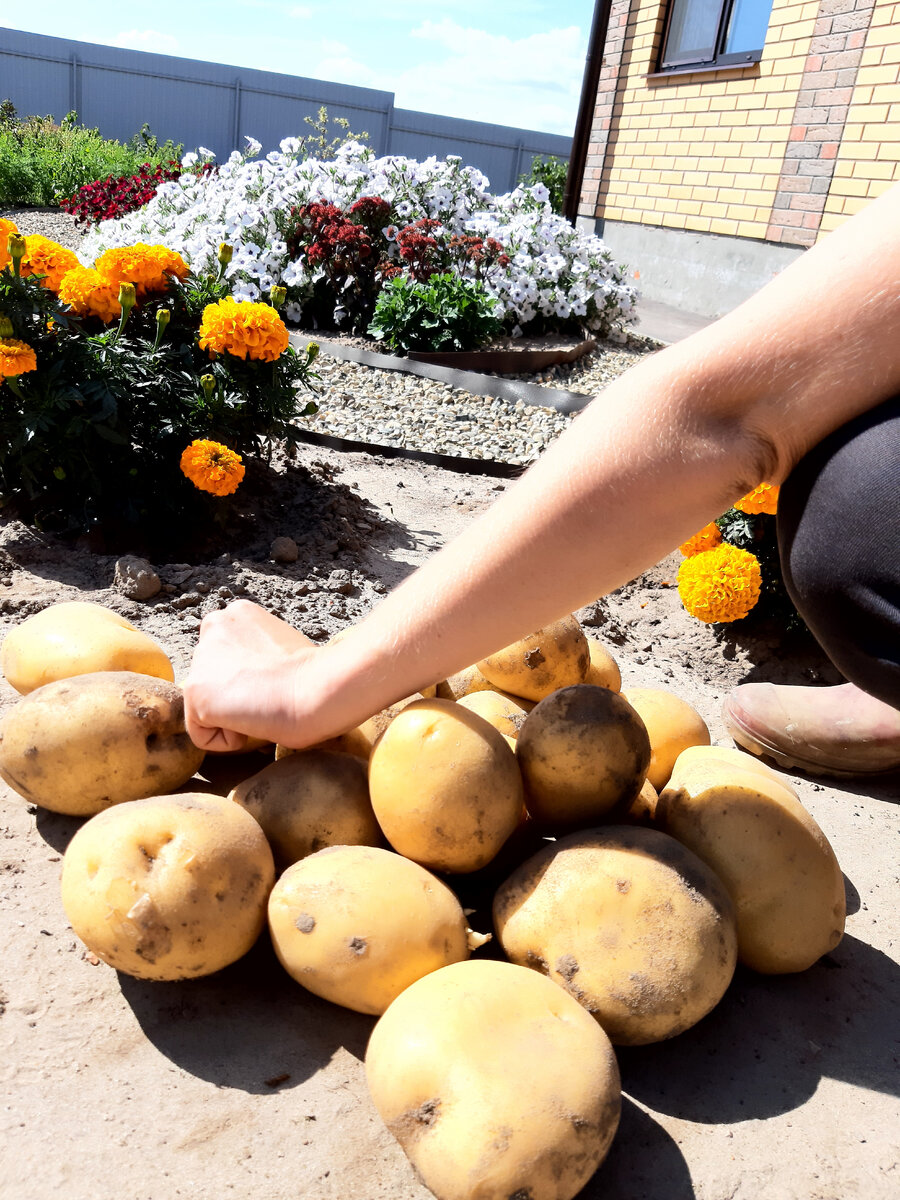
368 272 501 353
300 105 369 159
0 103 184 206
518 154 568 214
0 230 318 542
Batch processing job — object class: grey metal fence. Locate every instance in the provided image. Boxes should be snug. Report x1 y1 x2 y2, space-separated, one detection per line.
0 27 571 194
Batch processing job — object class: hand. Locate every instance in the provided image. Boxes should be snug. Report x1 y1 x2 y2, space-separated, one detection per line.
183 600 317 752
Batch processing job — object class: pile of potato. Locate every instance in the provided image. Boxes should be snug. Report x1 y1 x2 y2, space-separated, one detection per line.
0 600 846 1200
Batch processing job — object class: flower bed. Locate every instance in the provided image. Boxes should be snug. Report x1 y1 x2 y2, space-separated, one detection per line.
79 139 638 346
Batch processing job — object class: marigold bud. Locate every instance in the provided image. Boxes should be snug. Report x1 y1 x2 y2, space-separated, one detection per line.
156 307 171 330
306 341 319 363
8 234 26 273
217 242 234 266
200 373 216 399
0 314 13 339
117 282 137 312
270 285 287 309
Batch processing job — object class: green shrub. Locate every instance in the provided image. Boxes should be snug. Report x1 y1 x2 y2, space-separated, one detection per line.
518 154 568 214
368 273 501 354
0 104 183 206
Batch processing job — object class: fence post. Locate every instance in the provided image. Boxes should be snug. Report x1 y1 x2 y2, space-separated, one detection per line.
232 77 243 152
383 96 394 157
511 140 525 192
69 52 81 118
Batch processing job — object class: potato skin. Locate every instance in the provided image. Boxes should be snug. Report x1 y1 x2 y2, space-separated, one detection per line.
658 762 846 973
268 845 471 1014
621 687 710 791
517 685 651 828
493 826 738 1045
365 959 621 1200
228 749 381 869
0 671 205 815
456 688 533 739
1 600 173 694
585 637 621 692
477 615 590 702
61 791 275 980
368 698 523 873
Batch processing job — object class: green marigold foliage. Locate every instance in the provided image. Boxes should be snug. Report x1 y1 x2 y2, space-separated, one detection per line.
368 273 502 354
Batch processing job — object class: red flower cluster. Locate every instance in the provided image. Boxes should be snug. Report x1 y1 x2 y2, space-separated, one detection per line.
60 162 216 228
448 234 511 273
348 195 392 232
395 218 443 280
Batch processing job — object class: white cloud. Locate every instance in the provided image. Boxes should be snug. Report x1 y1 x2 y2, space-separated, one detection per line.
109 30 181 55
287 5 314 17
317 20 585 134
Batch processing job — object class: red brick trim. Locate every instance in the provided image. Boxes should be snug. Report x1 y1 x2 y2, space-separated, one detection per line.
578 0 635 218
766 0 877 247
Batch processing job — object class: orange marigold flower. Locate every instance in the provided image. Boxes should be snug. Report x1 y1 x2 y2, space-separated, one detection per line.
180 439 245 496
57 266 122 323
0 337 38 378
678 543 762 624
0 217 19 271
679 522 723 557
19 235 80 291
198 297 289 362
94 243 190 299
734 482 779 516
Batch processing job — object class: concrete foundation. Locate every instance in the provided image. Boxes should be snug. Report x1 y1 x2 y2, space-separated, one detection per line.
580 216 806 320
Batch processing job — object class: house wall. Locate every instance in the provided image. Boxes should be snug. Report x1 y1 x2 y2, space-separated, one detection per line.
579 0 899 316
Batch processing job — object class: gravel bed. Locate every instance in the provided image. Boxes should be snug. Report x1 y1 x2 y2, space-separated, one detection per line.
4 205 657 465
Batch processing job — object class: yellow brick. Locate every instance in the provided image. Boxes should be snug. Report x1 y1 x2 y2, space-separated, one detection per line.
877 140 900 159
841 195 869 216
737 220 767 238
686 215 712 233
665 213 689 229
859 158 900 180
866 26 900 48
832 159 855 176
709 217 739 235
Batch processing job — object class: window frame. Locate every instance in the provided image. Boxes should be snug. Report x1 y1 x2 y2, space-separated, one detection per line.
657 0 769 73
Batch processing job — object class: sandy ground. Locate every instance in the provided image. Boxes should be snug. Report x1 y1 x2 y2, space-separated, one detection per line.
0 442 897 1200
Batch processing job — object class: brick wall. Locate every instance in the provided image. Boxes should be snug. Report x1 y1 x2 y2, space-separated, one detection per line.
586 0 897 244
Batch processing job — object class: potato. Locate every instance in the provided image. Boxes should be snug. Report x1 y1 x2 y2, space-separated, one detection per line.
368 698 523 873
1 600 174 694
275 691 427 762
456 688 533 739
0 671 205 816
494 826 737 1045
585 637 622 691
623 776 658 825
658 760 845 973
621 687 710 790
61 791 275 980
228 749 381 869
516 684 651 828
365 959 621 1200
434 663 496 701
668 743 784 785
268 845 477 1014
477 615 590 702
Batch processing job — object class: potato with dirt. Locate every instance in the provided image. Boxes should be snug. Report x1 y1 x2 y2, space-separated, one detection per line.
368 697 523 873
365 958 621 1200
0 671 205 815
476 614 590 702
621 686 710 790
516 684 651 827
61 791 275 980
493 825 738 1045
1 600 174 694
228 748 381 869
455 688 533 739
658 755 846 973
585 636 622 691
268 845 483 1014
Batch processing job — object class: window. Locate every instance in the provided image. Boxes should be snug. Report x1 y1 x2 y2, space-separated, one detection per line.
658 0 774 71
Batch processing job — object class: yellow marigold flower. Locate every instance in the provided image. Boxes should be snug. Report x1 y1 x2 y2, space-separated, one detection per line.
734 482 779 516
57 266 122 323
180 439 245 497
679 522 723 557
198 297 289 362
94 243 190 299
678 543 762 624
0 337 38 378
0 217 19 271
19 235 80 291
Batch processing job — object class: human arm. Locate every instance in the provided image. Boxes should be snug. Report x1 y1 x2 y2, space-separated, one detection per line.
184 183 900 751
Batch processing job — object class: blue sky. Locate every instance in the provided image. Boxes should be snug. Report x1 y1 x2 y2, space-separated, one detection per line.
8 2 595 134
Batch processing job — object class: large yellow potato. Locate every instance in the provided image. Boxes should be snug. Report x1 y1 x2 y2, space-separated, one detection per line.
365 959 621 1200
585 637 622 691
477 615 590 702
658 761 845 973
368 698 523 873
0 671 205 815
276 691 427 762
228 749 381 869
621 687 710 790
61 791 275 980
268 845 476 1014
516 684 651 828
494 826 737 1045
434 663 496 701
456 688 533 739
1 600 173 694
